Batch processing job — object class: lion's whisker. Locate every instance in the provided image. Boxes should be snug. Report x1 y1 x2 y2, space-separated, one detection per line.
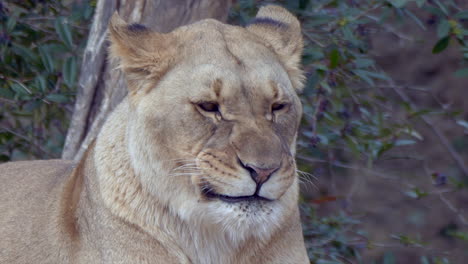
296 169 317 180
296 170 318 191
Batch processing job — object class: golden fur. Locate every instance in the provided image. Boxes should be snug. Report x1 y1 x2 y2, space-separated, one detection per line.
0 5 308 263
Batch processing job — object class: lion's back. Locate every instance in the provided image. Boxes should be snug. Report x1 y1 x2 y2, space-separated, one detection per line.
0 159 74 206
0 160 75 263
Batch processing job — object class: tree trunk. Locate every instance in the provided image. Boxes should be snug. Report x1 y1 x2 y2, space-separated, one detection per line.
62 0 232 160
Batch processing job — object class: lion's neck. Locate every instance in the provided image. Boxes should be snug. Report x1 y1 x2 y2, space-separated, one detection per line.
91 101 255 264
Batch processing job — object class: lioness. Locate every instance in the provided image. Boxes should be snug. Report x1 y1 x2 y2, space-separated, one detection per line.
0 5 309 264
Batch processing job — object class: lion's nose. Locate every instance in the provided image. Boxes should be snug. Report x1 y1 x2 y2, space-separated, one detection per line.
242 163 279 185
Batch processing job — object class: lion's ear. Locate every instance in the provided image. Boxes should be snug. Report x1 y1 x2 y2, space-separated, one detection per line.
108 13 175 90
247 5 304 92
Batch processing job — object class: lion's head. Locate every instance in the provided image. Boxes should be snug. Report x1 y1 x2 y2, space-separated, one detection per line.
107 5 304 243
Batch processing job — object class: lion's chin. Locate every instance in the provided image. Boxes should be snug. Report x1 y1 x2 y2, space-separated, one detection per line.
173 183 294 244
194 197 284 243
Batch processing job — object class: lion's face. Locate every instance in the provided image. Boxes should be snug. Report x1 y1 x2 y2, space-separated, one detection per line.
109 6 304 241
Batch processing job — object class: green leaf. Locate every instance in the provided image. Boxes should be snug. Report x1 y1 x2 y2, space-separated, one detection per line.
389 0 408 8
354 58 375 68
38 45 55 73
383 252 396 264
362 71 389 80
11 43 38 62
341 25 360 46
420 256 430 264
353 70 374 86
437 19 450 38
83 4 94 20
432 36 450 54
416 0 426 8
62 56 77 87
402 128 424 140
313 63 328 71
345 136 360 154
329 49 340 69
391 233 426 245
10 82 30 96
455 10 468 20
453 68 468 77
35 75 48 92
353 70 389 86
409 109 433 118
24 100 42 112
406 188 427 199
12 111 33 117
319 80 332 93
45 94 69 103
6 15 17 32
448 230 468 241
433 0 449 16
456 120 468 130
54 17 73 50
424 6 445 17
0 154 10 162
298 0 310 10
395 139 417 146
405 9 426 30
377 142 394 157
0 86 15 99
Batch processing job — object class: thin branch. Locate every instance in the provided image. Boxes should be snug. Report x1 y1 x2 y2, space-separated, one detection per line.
0 97 16 105
439 193 468 225
387 80 468 178
423 160 468 226
366 14 414 42
297 155 415 188
302 31 325 47
0 126 52 158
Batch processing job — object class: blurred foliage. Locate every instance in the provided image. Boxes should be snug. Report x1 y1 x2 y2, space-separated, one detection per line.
0 0 93 160
1 0 468 263
232 0 468 263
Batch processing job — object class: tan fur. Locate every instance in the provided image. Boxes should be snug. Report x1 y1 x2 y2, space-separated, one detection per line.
0 5 308 263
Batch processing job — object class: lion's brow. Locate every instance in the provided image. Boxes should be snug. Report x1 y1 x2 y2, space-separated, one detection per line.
270 80 280 100
212 79 223 98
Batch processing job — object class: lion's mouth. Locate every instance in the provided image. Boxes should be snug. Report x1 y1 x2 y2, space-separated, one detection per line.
202 188 272 203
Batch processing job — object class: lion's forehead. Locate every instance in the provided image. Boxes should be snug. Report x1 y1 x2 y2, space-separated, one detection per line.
183 63 292 103
180 23 291 88
149 22 297 116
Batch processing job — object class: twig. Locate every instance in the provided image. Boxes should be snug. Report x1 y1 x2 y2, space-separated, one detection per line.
439 193 468 225
353 3 383 21
387 80 468 178
0 126 51 158
0 97 16 105
302 31 325 48
326 4 383 32
297 155 415 188
310 95 324 136
423 160 468 226
366 14 414 42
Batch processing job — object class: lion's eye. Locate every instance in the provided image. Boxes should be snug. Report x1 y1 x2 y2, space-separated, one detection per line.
198 102 219 113
271 102 288 112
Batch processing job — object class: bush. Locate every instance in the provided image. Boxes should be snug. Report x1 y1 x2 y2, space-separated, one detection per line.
0 0 93 160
